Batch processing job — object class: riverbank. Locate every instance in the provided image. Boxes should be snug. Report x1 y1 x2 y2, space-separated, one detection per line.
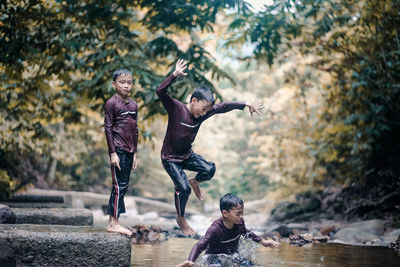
10 189 400 250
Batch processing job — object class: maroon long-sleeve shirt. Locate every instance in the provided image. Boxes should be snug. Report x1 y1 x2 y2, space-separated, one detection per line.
104 95 138 154
188 218 262 262
156 74 245 162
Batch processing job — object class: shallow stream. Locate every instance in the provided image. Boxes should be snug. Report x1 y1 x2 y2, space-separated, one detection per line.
131 237 399 266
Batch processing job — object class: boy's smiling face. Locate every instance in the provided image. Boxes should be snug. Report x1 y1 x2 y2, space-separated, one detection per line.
112 74 133 100
189 98 213 118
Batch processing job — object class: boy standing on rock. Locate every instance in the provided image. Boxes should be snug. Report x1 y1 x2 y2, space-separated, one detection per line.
156 59 263 236
104 68 138 236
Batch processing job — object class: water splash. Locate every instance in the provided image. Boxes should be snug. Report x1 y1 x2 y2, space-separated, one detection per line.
195 236 260 267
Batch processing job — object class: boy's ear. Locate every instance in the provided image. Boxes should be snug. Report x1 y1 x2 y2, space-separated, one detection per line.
191 97 198 104
221 210 229 218
111 81 116 88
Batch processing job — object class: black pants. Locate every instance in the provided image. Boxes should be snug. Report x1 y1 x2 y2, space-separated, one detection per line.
107 147 133 218
162 153 216 217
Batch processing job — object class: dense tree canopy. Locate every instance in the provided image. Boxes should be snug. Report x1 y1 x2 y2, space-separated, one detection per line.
1 0 399 220
226 0 400 218
0 0 248 192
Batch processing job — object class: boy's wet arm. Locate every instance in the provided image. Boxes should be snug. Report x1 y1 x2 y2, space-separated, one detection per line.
205 101 246 118
156 74 176 96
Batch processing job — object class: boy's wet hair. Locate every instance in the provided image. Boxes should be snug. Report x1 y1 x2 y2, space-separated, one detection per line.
220 193 243 212
190 86 215 105
112 68 132 81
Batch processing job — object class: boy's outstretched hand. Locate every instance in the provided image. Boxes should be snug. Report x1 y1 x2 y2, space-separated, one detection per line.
246 103 264 117
260 239 281 248
173 59 188 77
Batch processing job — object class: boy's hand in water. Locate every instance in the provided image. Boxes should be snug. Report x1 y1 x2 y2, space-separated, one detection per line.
110 153 121 171
176 260 194 267
173 59 188 77
260 239 281 248
245 102 264 117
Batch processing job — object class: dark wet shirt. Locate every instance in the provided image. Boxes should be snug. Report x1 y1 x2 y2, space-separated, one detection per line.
156 74 245 162
104 95 138 154
188 218 262 262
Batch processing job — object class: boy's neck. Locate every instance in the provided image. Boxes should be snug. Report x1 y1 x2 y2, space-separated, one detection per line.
116 94 129 102
222 217 234 229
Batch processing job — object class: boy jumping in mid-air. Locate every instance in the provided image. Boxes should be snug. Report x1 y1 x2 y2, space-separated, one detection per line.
104 68 138 236
156 59 263 236
178 193 281 266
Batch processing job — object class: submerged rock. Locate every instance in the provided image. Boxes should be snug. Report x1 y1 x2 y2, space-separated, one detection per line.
319 225 337 236
331 219 385 246
270 191 323 222
130 224 168 243
0 204 16 224
289 233 329 247
389 235 400 251
272 225 293 238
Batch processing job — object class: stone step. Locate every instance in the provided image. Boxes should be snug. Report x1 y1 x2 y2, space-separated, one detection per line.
0 202 68 209
22 188 202 215
0 224 131 267
12 208 93 226
7 195 65 203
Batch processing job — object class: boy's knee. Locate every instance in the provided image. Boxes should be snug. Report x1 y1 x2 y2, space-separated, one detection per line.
185 187 192 196
210 163 216 179
197 163 216 182
208 163 216 178
180 187 191 197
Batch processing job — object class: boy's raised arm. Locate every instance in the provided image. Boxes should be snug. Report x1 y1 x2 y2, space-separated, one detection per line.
156 59 187 96
156 59 188 114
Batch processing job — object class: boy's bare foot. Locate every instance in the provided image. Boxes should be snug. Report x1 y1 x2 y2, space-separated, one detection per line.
189 178 205 200
107 216 133 236
107 224 133 236
176 216 195 236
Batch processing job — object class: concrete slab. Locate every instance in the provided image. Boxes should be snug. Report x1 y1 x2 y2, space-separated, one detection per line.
8 195 64 203
21 188 201 215
12 208 93 226
0 224 131 267
0 202 68 209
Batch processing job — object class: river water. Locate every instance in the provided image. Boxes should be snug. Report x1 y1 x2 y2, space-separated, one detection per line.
131 237 399 267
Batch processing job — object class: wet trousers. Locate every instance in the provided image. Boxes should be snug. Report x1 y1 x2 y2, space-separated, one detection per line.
162 153 216 217
107 147 133 218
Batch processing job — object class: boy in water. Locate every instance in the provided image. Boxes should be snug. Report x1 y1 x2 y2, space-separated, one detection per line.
104 68 138 236
178 193 281 266
156 59 263 236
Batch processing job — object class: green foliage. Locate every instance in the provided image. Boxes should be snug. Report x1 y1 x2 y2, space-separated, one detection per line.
224 0 305 65
234 0 400 218
0 0 244 191
0 169 11 200
137 0 252 32
300 0 400 184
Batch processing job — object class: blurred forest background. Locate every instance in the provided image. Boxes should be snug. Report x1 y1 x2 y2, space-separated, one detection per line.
1 0 399 222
